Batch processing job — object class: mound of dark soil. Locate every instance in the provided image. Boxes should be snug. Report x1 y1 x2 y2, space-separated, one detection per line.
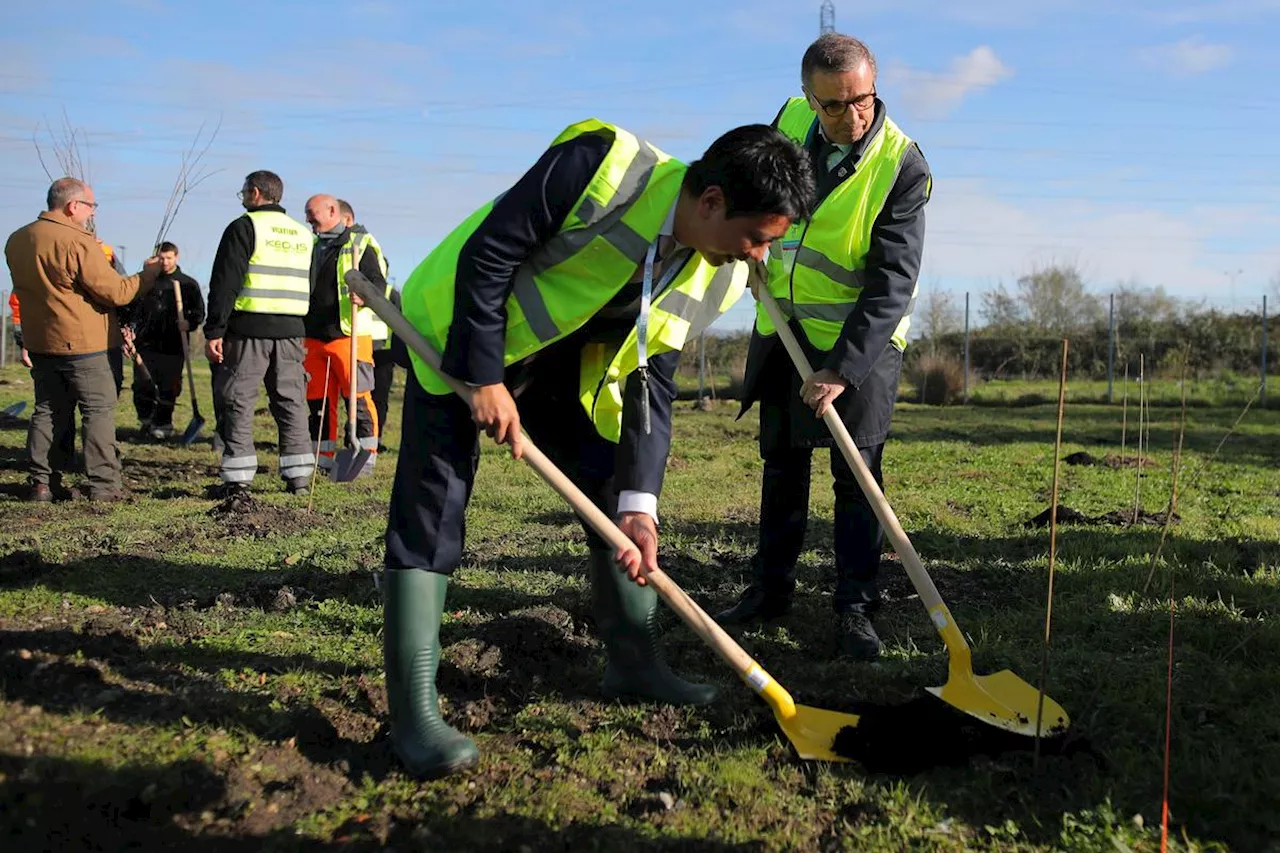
829 696 1096 774
1023 505 1179 528
207 493 313 539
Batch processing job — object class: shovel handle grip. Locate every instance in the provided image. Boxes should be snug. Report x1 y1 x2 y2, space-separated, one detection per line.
757 290 963 645
343 270 794 712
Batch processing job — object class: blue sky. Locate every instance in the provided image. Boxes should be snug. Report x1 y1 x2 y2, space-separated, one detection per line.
2 0 1278 332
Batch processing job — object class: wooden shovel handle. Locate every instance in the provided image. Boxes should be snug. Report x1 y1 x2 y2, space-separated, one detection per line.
172 280 200 413
347 301 359 440
756 289 951 619
343 271 762 678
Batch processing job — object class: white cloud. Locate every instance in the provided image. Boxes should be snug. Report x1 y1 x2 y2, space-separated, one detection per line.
919 179 1280 306
887 46 1014 120
1140 37 1234 76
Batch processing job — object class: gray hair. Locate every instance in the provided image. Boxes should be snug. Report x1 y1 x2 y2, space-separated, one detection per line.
47 177 88 211
801 34 877 86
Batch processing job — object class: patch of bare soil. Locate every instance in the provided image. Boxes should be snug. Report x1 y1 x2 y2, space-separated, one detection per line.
0 725 357 849
196 569 379 613
215 744 353 837
1023 505 1179 528
1063 451 1153 469
207 492 314 539
0 631 371 847
441 604 601 724
829 696 1098 774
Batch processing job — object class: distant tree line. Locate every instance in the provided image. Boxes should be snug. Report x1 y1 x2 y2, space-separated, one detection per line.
675 263 1275 393
914 263 1274 380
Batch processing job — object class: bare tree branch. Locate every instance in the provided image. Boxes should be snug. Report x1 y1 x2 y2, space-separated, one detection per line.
153 116 223 251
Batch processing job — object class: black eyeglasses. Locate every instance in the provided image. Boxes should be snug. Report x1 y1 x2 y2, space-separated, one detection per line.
75 199 99 210
805 88 876 118
236 190 250 201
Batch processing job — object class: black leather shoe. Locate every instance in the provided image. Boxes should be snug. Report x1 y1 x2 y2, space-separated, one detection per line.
714 585 792 627
837 611 883 661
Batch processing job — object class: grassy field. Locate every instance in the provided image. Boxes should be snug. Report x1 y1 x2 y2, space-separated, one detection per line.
1 359 1278 851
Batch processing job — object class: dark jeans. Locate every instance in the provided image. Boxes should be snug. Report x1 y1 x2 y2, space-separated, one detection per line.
756 440 885 612
386 364 617 575
132 350 185 427
108 347 123 396
27 352 121 490
372 348 396 440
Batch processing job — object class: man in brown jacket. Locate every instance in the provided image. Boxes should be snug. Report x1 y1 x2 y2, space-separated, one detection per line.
4 177 161 501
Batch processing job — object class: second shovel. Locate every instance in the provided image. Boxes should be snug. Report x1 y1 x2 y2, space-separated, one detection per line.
330 300 371 481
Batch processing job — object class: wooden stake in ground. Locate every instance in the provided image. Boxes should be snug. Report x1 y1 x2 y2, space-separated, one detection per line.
1148 349 1189 853
1160 565 1176 853
1143 351 1190 594
1183 384 1261 494
1133 354 1145 524
1120 362 1130 459
1036 337 1069 766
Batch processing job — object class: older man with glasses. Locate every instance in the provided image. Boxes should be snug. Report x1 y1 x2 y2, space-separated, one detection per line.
717 33 933 661
4 177 162 501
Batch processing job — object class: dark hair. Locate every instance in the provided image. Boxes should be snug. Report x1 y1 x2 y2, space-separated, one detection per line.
682 125 815 222
47 177 88 211
337 199 354 220
244 170 284 204
157 241 180 254
801 33 876 86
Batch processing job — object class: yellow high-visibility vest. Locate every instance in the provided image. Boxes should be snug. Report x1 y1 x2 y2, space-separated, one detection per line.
755 98 917 352
334 227 389 337
401 119 749 442
236 210 313 316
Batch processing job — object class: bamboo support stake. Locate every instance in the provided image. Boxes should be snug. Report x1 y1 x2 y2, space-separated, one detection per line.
1036 338 1069 766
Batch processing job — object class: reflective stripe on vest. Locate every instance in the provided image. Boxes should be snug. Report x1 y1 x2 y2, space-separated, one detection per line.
755 98 918 352
370 284 395 348
236 210 313 316
580 259 746 442
335 229 389 337
401 119 749 442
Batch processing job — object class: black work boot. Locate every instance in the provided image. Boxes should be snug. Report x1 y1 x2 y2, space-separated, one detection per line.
714 583 793 627
589 550 718 706
383 569 479 779
837 610 883 661
212 481 249 501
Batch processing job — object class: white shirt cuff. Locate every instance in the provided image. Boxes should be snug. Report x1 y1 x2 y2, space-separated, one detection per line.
617 490 658 525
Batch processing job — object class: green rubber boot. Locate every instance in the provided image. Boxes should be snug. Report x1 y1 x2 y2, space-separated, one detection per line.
382 569 480 778
589 549 719 706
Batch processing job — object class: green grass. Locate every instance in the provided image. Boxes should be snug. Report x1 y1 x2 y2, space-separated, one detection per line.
1 359 1278 851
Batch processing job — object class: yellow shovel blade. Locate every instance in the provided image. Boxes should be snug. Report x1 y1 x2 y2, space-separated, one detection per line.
927 669 1070 737
777 704 861 762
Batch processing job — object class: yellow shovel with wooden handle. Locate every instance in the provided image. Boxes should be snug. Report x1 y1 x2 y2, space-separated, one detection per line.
757 288 1069 737
344 269 861 761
